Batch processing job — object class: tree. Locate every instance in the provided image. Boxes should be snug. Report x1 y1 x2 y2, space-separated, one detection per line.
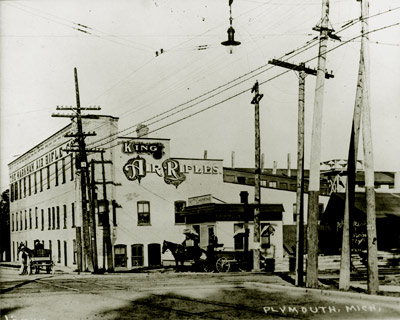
0 189 10 261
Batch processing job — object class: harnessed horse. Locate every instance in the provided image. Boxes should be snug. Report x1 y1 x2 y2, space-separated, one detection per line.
17 243 34 275
162 240 204 271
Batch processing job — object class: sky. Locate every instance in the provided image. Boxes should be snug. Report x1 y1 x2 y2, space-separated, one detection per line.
1 0 399 191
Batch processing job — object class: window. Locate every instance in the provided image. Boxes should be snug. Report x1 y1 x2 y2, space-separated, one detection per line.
40 169 43 192
62 159 66 184
137 201 150 225
293 203 297 222
14 182 18 200
23 177 26 197
35 207 38 229
41 209 44 230
112 200 117 226
208 226 215 245
237 177 246 184
29 209 32 229
64 241 67 266
56 206 60 229
55 162 59 186
73 240 77 264
280 182 288 190
70 155 74 181
10 184 14 202
16 212 18 231
48 208 51 230
260 180 267 187
34 172 38 194
63 205 67 229
24 210 27 230
193 225 200 242
20 211 23 230
71 203 75 228
28 175 31 196
11 213 14 231
114 244 127 267
234 223 245 250
131 244 144 267
52 207 56 229
47 166 50 189
269 181 277 188
174 201 186 224
19 180 22 199
57 240 61 263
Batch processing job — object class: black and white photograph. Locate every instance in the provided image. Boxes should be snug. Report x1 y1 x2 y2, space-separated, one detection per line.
0 0 399 319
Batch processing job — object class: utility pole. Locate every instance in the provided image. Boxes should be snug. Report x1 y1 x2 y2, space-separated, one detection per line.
52 67 101 273
359 0 378 295
92 152 114 272
339 0 364 290
269 59 333 287
251 81 263 271
307 0 332 288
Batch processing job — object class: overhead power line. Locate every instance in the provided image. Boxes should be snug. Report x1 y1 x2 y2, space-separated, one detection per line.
90 21 400 153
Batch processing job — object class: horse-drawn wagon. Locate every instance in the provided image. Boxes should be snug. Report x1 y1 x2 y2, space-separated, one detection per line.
18 240 53 275
30 246 53 274
162 228 254 273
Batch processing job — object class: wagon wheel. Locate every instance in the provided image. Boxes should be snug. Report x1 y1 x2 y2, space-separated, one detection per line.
216 257 230 273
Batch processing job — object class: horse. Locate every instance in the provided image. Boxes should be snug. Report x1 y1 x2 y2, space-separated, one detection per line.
17 242 34 275
162 240 185 270
162 240 205 271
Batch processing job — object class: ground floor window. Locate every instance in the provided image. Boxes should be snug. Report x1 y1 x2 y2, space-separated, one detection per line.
131 244 144 267
234 223 245 250
114 244 127 267
73 239 77 265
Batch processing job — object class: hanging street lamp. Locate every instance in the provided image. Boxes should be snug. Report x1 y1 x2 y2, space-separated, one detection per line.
221 0 241 54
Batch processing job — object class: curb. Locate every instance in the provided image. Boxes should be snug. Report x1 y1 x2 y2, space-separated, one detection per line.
244 282 400 304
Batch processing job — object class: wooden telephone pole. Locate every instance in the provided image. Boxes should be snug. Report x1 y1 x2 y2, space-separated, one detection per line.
340 0 378 295
269 59 333 286
251 80 263 271
307 0 331 288
359 0 379 294
52 68 101 273
91 152 114 272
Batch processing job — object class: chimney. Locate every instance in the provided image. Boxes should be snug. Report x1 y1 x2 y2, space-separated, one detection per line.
136 123 149 138
204 150 208 159
287 153 291 177
231 151 235 168
273 161 277 175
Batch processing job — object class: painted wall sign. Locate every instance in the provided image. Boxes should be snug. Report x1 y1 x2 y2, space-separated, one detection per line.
122 157 220 188
162 159 186 188
123 156 147 183
10 141 73 183
122 141 165 160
